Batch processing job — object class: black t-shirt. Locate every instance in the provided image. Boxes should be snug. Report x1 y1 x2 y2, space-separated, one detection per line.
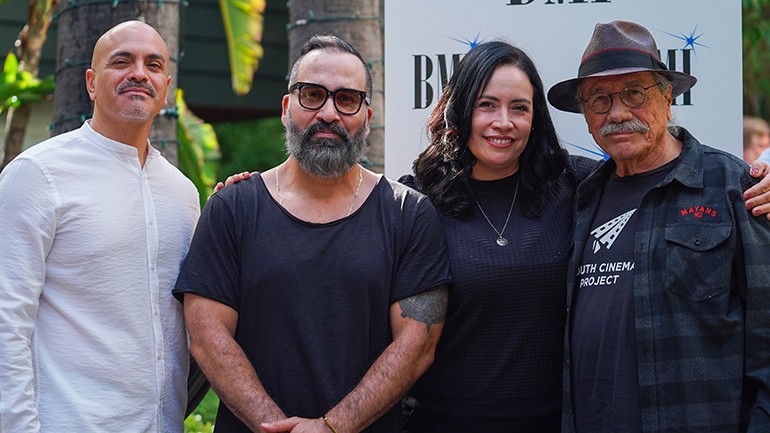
174 174 451 433
571 162 675 433
406 167 581 430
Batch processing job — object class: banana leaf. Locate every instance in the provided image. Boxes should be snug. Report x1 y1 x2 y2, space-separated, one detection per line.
219 0 266 95
0 53 54 114
176 88 222 207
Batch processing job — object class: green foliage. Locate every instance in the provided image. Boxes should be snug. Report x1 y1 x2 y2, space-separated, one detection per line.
220 0 267 95
177 89 222 208
214 116 287 178
184 389 219 433
0 53 54 114
743 0 770 116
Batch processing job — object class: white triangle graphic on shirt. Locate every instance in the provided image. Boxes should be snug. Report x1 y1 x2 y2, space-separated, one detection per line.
591 208 637 253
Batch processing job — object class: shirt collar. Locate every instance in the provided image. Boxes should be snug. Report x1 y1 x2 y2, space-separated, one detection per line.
81 120 160 163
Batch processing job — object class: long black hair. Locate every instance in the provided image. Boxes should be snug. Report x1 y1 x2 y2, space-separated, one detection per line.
413 41 567 218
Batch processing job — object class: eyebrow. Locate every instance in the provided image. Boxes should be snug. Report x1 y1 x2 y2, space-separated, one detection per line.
586 78 649 93
479 94 531 104
108 51 166 63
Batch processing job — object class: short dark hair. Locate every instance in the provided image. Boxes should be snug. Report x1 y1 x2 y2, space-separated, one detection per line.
288 34 372 97
413 40 567 217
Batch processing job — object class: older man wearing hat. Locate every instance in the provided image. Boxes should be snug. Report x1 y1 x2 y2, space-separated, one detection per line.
548 20 770 433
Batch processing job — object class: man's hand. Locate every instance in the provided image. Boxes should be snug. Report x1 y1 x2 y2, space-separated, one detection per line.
745 160 770 219
212 171 254 194
260 416 329 433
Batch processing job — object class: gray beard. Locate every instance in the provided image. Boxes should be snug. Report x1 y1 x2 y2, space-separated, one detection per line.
284 115 367 178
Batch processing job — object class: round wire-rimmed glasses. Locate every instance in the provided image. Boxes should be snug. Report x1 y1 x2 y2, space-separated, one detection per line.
582 83 660 114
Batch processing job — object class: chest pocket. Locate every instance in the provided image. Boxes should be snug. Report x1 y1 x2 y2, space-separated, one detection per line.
664 223 733 302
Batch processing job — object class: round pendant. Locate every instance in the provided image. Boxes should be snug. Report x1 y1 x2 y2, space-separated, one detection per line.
496 236 508 247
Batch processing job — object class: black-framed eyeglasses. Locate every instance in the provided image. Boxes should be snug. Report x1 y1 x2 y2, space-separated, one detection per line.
289 82 369 115
581 83 660 114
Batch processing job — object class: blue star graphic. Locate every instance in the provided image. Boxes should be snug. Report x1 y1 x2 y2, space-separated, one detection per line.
662 26 709 53
447 31 484 49
563 140 610 160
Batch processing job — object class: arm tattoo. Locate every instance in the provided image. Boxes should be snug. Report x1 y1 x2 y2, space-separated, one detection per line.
399 285 448 332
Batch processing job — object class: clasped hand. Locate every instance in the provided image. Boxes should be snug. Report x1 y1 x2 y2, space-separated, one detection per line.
260 416 331 433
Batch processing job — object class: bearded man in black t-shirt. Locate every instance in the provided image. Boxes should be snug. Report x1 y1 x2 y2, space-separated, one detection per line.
174 35 450 433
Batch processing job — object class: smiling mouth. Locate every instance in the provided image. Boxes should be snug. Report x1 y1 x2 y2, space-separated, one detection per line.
486 137 514 146
122 88 150 96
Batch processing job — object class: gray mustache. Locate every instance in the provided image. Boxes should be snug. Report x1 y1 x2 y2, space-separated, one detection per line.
116 81 157 97
600 120 649 136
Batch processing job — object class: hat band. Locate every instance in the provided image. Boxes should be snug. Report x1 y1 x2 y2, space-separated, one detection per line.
578 49 669 78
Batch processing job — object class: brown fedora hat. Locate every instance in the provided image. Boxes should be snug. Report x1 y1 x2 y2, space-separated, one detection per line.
547 20 697 113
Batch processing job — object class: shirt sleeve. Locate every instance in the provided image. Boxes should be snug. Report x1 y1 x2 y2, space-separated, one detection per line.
173 192 242 310
736 176 770 430
0 158 57 432
568 154 602 183
390 190 451 304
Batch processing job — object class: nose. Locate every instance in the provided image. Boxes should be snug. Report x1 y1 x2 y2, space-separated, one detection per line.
492 108 513 129
127 61 149 82
315 94 341 123
605 93 632 122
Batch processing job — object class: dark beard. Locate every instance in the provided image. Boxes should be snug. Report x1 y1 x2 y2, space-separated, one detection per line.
285 116 367 178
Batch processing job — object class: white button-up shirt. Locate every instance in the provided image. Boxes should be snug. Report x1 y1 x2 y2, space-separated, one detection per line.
0 121 200 432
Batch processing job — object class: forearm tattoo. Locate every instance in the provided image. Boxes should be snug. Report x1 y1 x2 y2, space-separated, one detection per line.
399 285 448 332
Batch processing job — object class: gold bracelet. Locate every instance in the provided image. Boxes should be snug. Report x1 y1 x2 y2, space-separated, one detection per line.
323 415 340 433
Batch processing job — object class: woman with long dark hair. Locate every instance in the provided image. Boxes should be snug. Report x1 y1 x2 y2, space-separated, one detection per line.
400 40 596 433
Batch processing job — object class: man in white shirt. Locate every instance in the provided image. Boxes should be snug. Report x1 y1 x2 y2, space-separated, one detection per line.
0 20 199 432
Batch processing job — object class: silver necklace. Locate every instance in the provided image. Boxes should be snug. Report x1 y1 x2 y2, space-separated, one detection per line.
275 165 364 217
472 179 520 247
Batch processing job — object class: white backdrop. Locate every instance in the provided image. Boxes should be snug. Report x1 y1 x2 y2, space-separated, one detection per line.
383 1 742 178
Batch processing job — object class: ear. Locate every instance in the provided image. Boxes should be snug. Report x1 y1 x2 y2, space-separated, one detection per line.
364 105 373 136
162 75 171 106
665 84 674 120
85 69 97 101
582 110 593 134
280 94 290 126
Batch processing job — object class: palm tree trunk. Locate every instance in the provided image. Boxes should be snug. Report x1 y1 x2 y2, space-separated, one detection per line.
2 105 32 169
51 1 180 164
288 0 385 173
